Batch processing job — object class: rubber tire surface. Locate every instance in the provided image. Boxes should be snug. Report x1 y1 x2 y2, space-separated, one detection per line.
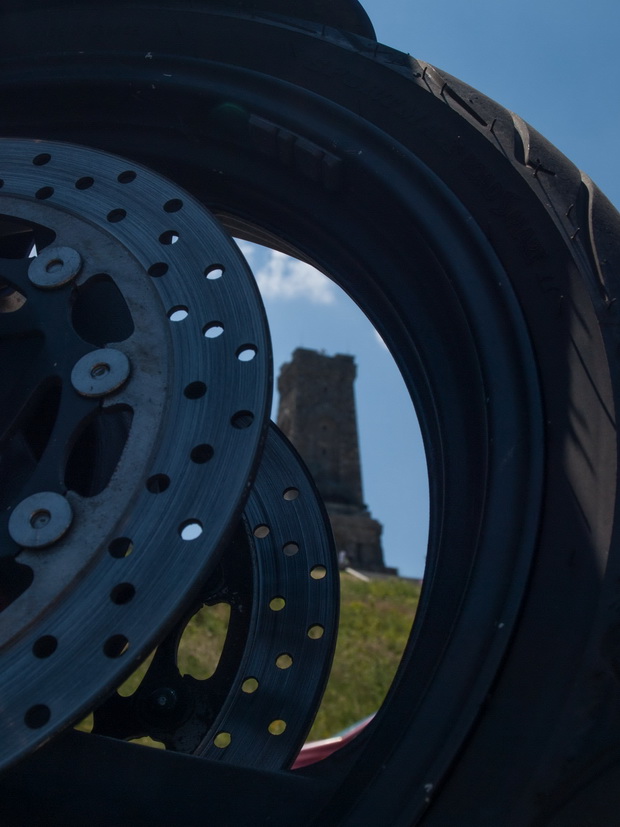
2 4 620 825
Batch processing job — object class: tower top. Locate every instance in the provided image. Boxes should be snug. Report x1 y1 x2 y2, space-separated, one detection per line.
277 347 363 508
277 348 389 572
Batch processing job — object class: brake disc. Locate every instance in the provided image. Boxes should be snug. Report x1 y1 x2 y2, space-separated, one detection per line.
92 423 339 769
0 138 271 770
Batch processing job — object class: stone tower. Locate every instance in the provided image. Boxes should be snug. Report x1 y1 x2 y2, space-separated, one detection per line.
277 348 389 572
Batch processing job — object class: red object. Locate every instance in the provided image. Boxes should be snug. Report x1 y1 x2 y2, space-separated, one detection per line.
292 715 374 769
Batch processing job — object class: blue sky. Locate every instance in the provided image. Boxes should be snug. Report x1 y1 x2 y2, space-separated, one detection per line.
365 0 620 206
240 1 620 577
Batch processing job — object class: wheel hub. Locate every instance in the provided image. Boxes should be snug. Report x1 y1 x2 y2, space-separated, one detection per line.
0 138 272 770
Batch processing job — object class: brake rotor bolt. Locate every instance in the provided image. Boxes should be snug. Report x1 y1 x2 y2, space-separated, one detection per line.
8 492 73 548
71 348 130 397
90 363 110 379
28 245 82 289
148 688 178 714
30 509 51 529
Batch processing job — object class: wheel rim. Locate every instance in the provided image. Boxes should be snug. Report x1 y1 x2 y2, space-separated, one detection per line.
0 137 272 770
0 7 546 823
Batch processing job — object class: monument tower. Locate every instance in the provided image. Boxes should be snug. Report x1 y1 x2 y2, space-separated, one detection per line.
277 348 389 572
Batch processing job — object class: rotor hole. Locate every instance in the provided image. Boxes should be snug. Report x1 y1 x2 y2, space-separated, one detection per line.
253 524 270 539
242 678 259 694
110 583 136 605
204 265 224 280
103 634 129 658
184 381 207 399
107 208 127 223
190 443 214 463
32 635 58 658
108 537 134 558
283 487 299 501
179 520 203 541
268 719 287 736
32 153 51 166
117 170 137 184
203 322 224 339
275 653 293 670
35 186 54 200
236 345 257 362
75 176 94 190
148 262 168 277
310 565 327 580
159 230 179 245
213 732 231 749
269 597 286 612
146 473 170 494
178 603 230 680
283 542 299 557
163 198 183 213
24 704 50 729
231 410 254 429
168 306 188 322
307 624 325 640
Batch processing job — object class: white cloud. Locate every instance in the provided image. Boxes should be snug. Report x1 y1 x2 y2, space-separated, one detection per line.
254 250 336 305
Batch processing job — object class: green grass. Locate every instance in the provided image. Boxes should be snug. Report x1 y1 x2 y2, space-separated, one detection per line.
307 573 420 740
77 573 420 745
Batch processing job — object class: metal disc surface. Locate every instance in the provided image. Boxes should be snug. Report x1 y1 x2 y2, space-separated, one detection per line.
91 424 339 768
0 138 271 770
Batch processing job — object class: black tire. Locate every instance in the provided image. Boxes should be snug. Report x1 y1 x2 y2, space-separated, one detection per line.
1 3 620 825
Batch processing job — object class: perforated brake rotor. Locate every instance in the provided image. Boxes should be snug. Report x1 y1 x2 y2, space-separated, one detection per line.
0 138 271 770
91 423 339 769
203 423 339 767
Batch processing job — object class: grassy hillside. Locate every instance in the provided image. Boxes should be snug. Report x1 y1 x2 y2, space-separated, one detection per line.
308 573 420 740
80 573 420 745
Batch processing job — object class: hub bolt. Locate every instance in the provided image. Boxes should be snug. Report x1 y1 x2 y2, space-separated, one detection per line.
71 348 131 398
28 246 82 289
8 492 73 548
148 687 178 714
